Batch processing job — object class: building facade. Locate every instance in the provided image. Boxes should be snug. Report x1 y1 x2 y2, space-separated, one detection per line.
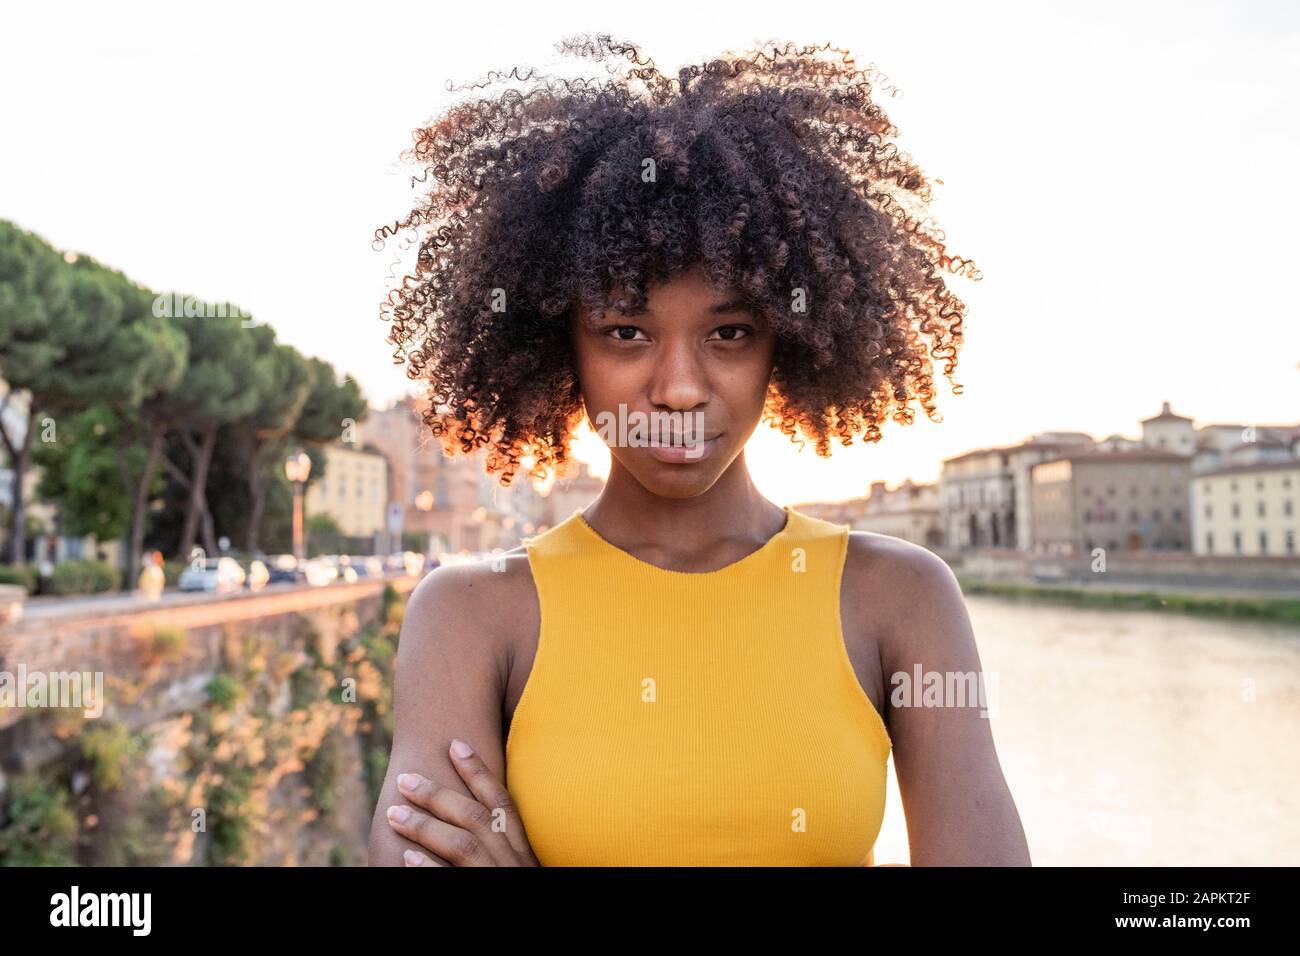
363 397 603 555
1140 401 1197 455
305 442 388 539
941 434 1093 551
849 479 943 549
1029 449 1192 554
789 496 871 527
1191 461 1299 557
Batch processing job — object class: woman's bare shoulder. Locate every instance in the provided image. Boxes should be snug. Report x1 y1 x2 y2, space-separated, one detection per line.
842 530 966 662
844 530 953 589
403 548 539 649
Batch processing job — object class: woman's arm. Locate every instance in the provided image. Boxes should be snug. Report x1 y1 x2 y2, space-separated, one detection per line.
367 562 513 866
855 533 1032 866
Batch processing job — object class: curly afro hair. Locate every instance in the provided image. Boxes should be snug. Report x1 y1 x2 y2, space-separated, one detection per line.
376 34 979 485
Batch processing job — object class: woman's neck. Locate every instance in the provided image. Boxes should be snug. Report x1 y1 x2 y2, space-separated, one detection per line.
579 452 788 566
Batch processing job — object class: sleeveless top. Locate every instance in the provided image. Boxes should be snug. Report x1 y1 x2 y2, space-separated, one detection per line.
505 504 892 866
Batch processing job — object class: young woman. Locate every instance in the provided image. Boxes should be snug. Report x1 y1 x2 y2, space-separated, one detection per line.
368 35 1030 866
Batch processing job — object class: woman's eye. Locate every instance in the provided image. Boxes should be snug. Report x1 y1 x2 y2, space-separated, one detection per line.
606 326 647 342
710 325 752 341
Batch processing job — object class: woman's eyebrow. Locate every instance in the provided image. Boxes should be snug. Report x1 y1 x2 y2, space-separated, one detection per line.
614 297 750 318
709 297 751 314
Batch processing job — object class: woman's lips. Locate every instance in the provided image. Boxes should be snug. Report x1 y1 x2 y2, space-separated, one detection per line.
643 435 722 464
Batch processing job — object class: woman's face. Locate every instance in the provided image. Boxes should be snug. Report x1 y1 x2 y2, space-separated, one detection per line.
570 266 777 499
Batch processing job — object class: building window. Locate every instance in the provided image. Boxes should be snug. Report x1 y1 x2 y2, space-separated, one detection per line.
1106 486 1115 497
1130 509 1139 522
1286 500 1294 517
1203 483 1211 494
1257 479 1265 491
1259 531 1268 553
1205 531 1214 553
1205 504 1212 519
1233 531 1242 554
1230 481 1238 492
1152 510 1161 522
1257 501 1265 518
1153 486 1160 495
1232 502 1240 519
1287 530 1296 555
1172 508 1182 522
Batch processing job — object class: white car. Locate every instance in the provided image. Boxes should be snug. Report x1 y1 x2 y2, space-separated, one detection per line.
178 557 246 593
347 556 384 579
245 558 270 591
334 555 359 584
301 557 337 587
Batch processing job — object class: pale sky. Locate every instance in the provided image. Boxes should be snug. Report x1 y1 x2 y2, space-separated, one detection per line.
2 0 1296 504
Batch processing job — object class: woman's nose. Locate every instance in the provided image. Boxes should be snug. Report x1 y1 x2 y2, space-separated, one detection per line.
647 347 710 410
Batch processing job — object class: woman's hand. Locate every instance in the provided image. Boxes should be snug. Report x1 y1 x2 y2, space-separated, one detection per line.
385 738 540 867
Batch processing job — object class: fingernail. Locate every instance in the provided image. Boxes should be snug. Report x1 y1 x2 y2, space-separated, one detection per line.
387 805 410 824
397 773 422 791
404 850 427 866
450 738 473 759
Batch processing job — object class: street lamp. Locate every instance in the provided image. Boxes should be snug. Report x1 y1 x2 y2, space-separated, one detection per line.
284 448 312 563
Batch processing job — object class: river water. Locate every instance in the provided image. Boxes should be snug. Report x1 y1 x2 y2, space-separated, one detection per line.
870 595 1300 866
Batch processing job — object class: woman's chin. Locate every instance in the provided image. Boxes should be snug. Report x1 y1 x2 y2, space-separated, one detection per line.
620 454 729 499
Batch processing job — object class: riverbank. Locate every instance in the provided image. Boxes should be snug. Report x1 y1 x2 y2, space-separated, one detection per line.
956 576 1300 624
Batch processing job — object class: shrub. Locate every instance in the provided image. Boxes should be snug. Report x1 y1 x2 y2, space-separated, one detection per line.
162 560 185 587
205 674 244 711
0 564 39 594
149 627 188 664
207 765 255 866
0 773 79 866
46 559 121 596
81 723 140 792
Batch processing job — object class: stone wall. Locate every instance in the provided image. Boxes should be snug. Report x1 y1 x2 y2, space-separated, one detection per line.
0 577 417 866
949 549 1300 594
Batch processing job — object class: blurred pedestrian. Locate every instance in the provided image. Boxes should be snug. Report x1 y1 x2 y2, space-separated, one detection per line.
137 549 165 601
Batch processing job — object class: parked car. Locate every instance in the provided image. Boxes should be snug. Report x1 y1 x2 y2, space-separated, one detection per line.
260 554 302 586
267 565 306 585
301 557 337 587
178 557 246 593
335 556 358 584
349 556 384 579
244 558 269 591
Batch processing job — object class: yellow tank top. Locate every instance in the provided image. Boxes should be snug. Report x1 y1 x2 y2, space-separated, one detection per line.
505 504 893 866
